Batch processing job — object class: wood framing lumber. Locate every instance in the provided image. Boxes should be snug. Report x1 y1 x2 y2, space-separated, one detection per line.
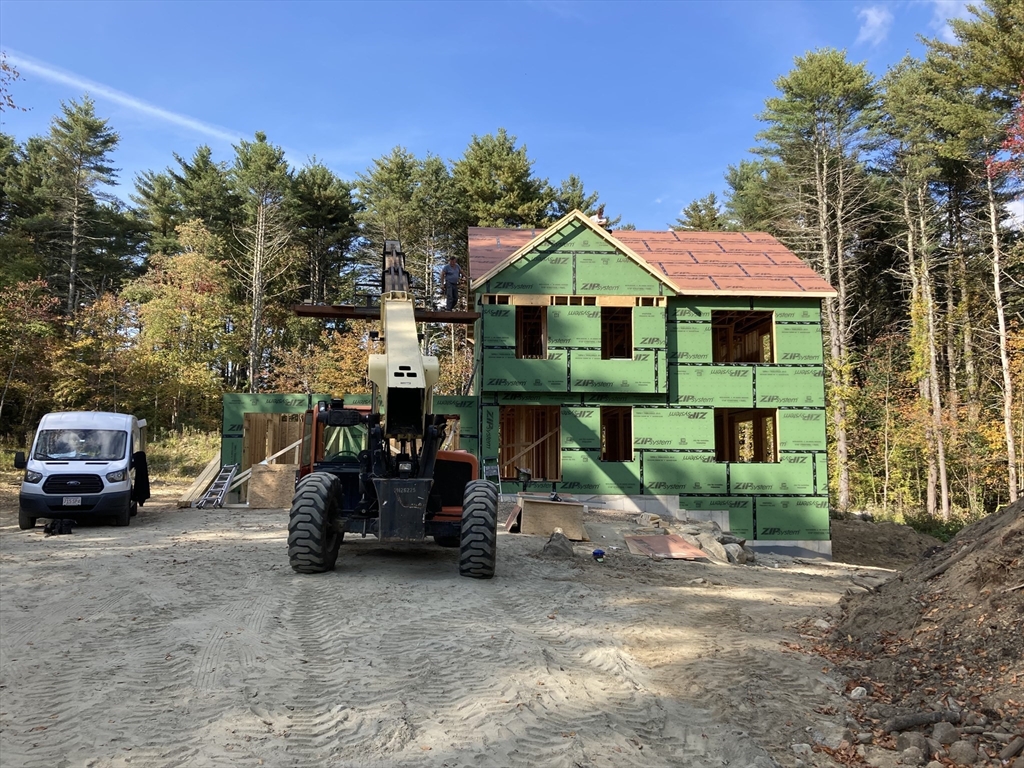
178 452 222 508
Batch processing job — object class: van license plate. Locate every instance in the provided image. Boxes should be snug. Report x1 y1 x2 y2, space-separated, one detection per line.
63 496 82 506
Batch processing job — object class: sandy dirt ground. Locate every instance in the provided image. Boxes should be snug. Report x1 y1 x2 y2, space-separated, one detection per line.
1 481 918 768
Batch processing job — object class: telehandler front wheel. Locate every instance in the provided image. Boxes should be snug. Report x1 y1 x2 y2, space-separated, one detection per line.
288 472 343 574
459 480 498 579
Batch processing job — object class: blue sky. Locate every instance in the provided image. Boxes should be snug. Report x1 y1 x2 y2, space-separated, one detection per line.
1 0 971 230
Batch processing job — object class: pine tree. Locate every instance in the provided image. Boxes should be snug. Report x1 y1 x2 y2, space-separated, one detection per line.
230 132 295 393
452 128 550 227
43 96 119 315
291 161 358 304
672 192 727 231
756 49 881 514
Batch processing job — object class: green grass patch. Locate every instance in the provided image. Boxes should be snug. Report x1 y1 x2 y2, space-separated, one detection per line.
872 507 984 542
145 429 219 482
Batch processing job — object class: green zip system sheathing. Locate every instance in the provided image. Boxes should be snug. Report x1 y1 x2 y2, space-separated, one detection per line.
560 450 640 494
632 408 714 450
679 496 755 538
755 368 825 407
777 410 827 451
482 349 567 391
755 497 830 539
475 266 832 542
221 393 327 468
548 307 601 347
480 221 665 296
671 366 753 407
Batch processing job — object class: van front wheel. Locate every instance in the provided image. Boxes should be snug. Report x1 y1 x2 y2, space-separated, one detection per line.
19 510 36 530
113 503 131 527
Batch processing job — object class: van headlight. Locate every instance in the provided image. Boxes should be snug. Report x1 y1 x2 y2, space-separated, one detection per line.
24 470 43 484
106 469 127 482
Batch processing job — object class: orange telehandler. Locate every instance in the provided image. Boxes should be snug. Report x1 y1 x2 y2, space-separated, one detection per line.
287 241 497 578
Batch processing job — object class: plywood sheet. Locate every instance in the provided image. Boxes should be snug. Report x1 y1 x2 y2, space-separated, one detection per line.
247 464 298 509
519 498 586 540
624 534 708 560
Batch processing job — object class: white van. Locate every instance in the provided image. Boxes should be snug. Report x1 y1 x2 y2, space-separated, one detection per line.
14 412 150 530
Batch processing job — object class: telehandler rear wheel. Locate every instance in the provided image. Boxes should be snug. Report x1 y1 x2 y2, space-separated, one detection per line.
288 472 343 574
459 480 498 579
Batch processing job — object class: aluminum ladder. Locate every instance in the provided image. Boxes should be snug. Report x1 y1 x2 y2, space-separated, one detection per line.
196 464 239 509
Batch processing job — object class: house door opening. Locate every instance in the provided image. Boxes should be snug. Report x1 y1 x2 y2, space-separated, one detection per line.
498 406 561 482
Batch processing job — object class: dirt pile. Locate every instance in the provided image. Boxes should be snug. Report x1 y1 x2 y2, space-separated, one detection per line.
828 500 1024 765
831 518 943 570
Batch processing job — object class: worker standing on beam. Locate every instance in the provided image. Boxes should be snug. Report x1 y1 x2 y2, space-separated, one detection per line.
440 255 463 311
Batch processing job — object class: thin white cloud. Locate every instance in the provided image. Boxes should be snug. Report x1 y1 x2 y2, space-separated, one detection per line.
1006 199 1024 231
856 6 894 46
6 50 242 144
929 0 972 44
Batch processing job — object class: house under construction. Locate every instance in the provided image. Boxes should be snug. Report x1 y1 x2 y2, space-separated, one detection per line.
464 210 836 550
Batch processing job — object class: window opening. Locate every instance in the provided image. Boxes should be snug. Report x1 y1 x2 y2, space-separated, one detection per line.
601 406 633 462
711 310 774 363
516 306 547 359
499 406 560 480
714 408 778 462
601 307 632 360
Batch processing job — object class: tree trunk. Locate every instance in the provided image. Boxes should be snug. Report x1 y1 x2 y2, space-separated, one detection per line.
67 186 82 316
249 203 267 394
918 186 950 520
987 173 1019 503
903 187 937 517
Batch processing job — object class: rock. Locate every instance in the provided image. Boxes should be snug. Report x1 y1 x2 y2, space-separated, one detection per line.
858 732 875 745
541 532 575 559
723 542 747 564
933 721 960 745
814 619 832 631
695 532 729 562
896 733 930 753
791 743 812 755
1013 756 1024 768
947 740 977 765
850 686 868 700
718 533 746 546
925 737 942 757
865 747 900 768
999 737 1024 761
900 746 926 766
925 762 944 768
742 546 756 563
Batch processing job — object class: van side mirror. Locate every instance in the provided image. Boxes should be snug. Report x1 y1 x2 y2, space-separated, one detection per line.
13 451 26 470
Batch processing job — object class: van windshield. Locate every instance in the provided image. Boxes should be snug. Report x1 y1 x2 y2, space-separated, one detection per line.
34 429 128 461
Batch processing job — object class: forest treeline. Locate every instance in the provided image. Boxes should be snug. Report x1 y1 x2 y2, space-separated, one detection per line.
0 1 1020 518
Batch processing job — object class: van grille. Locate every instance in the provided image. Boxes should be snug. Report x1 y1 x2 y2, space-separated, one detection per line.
43 475 104 494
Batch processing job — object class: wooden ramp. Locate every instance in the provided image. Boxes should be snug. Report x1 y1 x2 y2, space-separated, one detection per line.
177 452 221 508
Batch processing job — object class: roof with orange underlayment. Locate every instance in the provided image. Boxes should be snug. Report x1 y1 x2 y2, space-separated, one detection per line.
468 210 837 297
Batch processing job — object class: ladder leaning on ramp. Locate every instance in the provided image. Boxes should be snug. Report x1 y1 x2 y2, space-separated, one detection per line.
196 464 239 508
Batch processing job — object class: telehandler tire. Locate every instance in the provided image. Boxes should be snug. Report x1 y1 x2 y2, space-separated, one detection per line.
288 472 343 574
459 480 498 579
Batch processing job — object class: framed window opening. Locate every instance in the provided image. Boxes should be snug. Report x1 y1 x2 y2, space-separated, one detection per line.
601 406 633 462
498 405 560 481
601 307 632 360
712 310 774 363
714 408 777 463
516 306 547 359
